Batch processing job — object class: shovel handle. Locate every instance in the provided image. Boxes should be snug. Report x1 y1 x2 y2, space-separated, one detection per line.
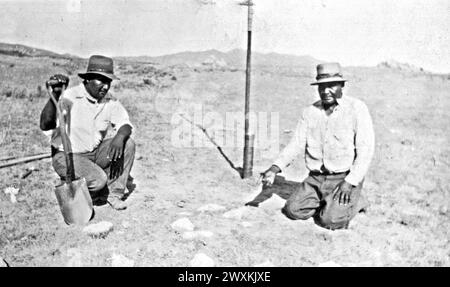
47 87 76 183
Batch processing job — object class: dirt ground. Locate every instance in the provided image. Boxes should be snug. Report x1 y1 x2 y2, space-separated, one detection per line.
0 51 449 267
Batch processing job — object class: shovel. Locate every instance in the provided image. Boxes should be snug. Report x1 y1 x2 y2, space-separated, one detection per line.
47 87 94 225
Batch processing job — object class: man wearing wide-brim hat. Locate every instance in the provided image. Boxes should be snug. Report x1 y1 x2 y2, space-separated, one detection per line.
258 62 375 230
40 55 135 210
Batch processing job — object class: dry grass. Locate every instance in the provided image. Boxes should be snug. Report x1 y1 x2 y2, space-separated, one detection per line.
0 52 449 266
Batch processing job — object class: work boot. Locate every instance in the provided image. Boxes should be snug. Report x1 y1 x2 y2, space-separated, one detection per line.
107 197 127 210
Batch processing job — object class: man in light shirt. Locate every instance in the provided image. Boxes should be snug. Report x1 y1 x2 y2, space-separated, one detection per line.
260 62 375 230
40 55 135 210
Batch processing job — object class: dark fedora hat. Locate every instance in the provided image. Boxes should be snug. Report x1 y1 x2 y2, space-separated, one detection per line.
310 62 346 85
78 55 119 80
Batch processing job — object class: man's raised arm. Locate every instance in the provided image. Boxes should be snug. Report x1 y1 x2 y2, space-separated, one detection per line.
39 74 69 131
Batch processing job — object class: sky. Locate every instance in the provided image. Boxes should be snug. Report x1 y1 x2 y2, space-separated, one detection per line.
0 0 449 73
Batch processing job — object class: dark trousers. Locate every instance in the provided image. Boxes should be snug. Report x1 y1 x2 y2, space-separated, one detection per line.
282 171 364 230
52 138 136 200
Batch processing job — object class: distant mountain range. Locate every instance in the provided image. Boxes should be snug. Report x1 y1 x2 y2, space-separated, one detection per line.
0 42 79 59
119 49 320 70
0 42 445 75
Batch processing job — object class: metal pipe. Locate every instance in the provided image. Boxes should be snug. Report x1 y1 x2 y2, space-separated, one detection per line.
241 0 255 179
0 153 51 169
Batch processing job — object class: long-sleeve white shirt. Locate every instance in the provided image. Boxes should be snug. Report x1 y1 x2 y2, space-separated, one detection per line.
273 95 375 186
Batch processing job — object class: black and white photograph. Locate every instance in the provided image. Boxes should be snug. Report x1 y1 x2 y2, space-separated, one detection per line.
0 0 449 269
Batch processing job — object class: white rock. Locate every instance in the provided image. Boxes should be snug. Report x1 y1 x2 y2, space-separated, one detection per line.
4 186 19 203
240 221 253 228
318 261 342 267
189 253 215 267
83 221 114 238
197 204 226 213
254 260 275 267
177 200 186 208
182 230 214 240
66 248 83 267
223 206 252 220
4 186 19 195
387 251 403 262
171 217 195 232
111 253 135 267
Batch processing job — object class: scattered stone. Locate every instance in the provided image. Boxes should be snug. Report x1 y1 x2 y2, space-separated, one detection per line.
387 251 403 263
223 206 253 220
318 261 342 267
189 253 215 267
171 217 195 232
177 200 186 208
4 186 19 203
83 221 114 238
400 139 412 145
254 260 275 267
240 221 253 228
178 211 193 216
66 248 83 267
283 129 292 134
197 203 226 213
121 221 131 228
182 230 214 240
111 253 135 267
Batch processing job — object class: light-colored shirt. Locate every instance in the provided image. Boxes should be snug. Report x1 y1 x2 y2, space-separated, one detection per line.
44 84 133 153
273 96 375 186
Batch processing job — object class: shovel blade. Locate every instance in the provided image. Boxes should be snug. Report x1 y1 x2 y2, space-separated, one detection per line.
54 177 94 225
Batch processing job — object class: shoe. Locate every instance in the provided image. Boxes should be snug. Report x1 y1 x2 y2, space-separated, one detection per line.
107 197 127 210
92 195 107 206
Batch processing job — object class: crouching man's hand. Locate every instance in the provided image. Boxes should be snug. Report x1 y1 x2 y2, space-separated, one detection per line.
108 124 132 180
108 133 126 179
332 181 355 205
259 165 281 187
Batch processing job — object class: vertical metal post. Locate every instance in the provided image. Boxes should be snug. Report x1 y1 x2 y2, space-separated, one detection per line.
240 0 255 178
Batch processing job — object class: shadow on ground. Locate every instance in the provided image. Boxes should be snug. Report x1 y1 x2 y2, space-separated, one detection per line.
245 175 300 207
